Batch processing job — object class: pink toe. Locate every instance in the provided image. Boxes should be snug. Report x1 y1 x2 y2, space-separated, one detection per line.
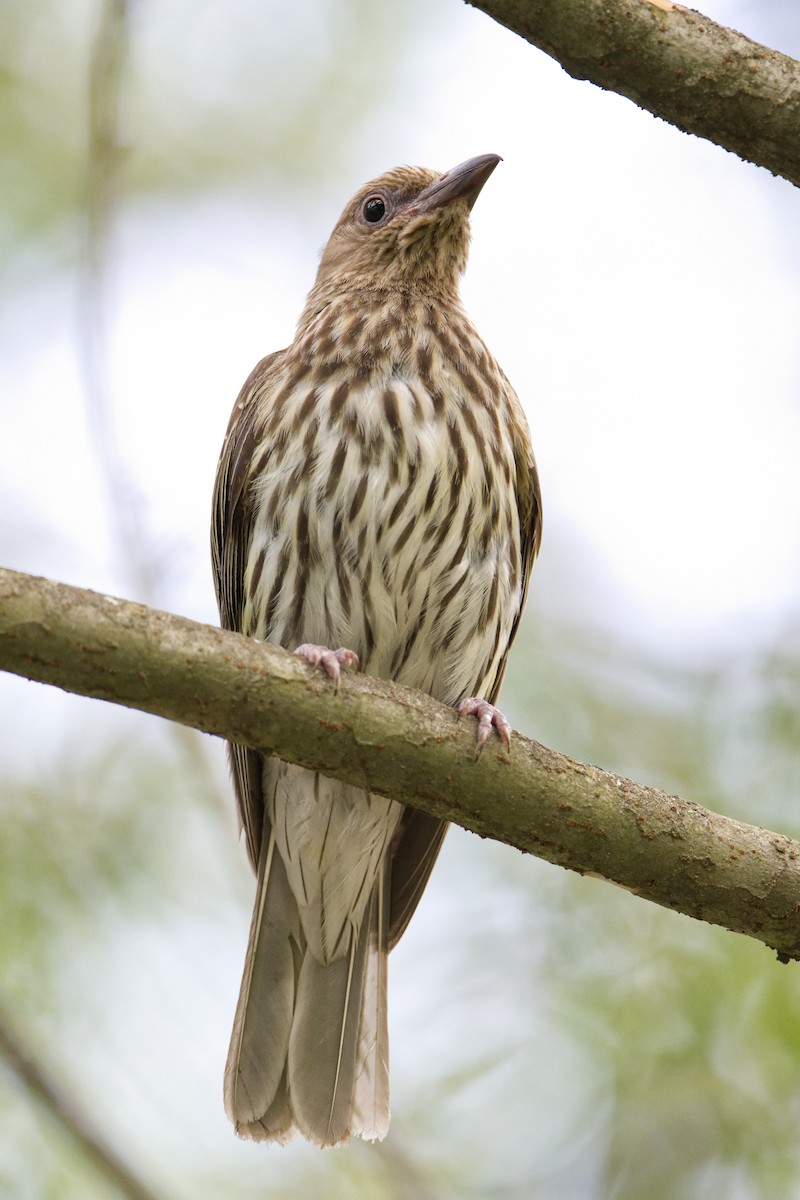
294 643 359 690
457 697 513 757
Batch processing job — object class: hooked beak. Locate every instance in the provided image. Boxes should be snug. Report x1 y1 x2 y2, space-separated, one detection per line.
415 153 502 214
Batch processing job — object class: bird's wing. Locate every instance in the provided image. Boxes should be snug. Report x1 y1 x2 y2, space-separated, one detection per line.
487 408 542 706
211 351 285 868
387 809 449 951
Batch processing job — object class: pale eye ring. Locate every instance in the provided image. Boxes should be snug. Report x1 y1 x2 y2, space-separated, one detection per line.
363 195 386 223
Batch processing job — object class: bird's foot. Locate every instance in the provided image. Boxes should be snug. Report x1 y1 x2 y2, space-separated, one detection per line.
457 697 512 758
294 643 360 692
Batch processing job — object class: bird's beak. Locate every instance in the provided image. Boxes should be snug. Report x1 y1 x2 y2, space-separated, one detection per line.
415 153 502 214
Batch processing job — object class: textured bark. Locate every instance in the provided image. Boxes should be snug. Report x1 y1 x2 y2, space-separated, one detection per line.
466 0 800 188
2 566 799 960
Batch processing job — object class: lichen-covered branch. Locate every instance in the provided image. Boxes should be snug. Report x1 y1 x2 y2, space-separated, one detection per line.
1 566 799 960
466 0 800 189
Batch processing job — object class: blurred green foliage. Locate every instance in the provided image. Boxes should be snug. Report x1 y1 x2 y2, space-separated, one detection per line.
0 0 433 267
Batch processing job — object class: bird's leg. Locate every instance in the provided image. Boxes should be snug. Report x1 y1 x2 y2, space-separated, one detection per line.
294 643 360 692
457 697 512 758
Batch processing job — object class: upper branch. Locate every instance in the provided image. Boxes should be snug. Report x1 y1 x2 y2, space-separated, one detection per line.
1 566 799 960
466 0 800 188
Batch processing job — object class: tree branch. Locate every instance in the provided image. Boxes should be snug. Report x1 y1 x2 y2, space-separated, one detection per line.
1 566 799 960
466 0 800 189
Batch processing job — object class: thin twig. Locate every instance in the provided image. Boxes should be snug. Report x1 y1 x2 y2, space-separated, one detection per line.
0 1002 169 1200
80 0 158 599
80 0 233 827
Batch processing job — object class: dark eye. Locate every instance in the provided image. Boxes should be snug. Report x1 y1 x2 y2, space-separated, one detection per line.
363 195 386 223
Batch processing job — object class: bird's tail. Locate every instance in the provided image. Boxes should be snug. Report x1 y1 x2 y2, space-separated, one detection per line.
224 828 390 1147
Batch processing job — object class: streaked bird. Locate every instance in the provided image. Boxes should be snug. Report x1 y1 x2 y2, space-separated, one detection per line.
211 153 541 1147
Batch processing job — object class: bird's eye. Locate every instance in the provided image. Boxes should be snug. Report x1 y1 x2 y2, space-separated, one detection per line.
363 196 386 223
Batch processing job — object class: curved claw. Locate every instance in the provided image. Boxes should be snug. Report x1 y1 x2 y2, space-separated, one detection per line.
294 643 360 691
457 697 512 759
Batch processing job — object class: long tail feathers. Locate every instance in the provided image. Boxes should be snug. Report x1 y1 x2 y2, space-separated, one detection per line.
352 870 391 1141
288 921 369 1145
225 840 390 1147
224 828 298 1142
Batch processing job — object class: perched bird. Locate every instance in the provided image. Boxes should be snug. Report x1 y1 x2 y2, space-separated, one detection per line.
211 153 541 1148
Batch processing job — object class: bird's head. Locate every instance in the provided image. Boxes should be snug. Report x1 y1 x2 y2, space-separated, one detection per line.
314 154 501 295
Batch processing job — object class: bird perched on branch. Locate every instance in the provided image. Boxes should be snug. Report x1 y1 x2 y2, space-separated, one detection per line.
211 153 541 1147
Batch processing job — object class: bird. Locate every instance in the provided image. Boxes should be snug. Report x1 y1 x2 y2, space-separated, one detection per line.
211 153 542 1148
